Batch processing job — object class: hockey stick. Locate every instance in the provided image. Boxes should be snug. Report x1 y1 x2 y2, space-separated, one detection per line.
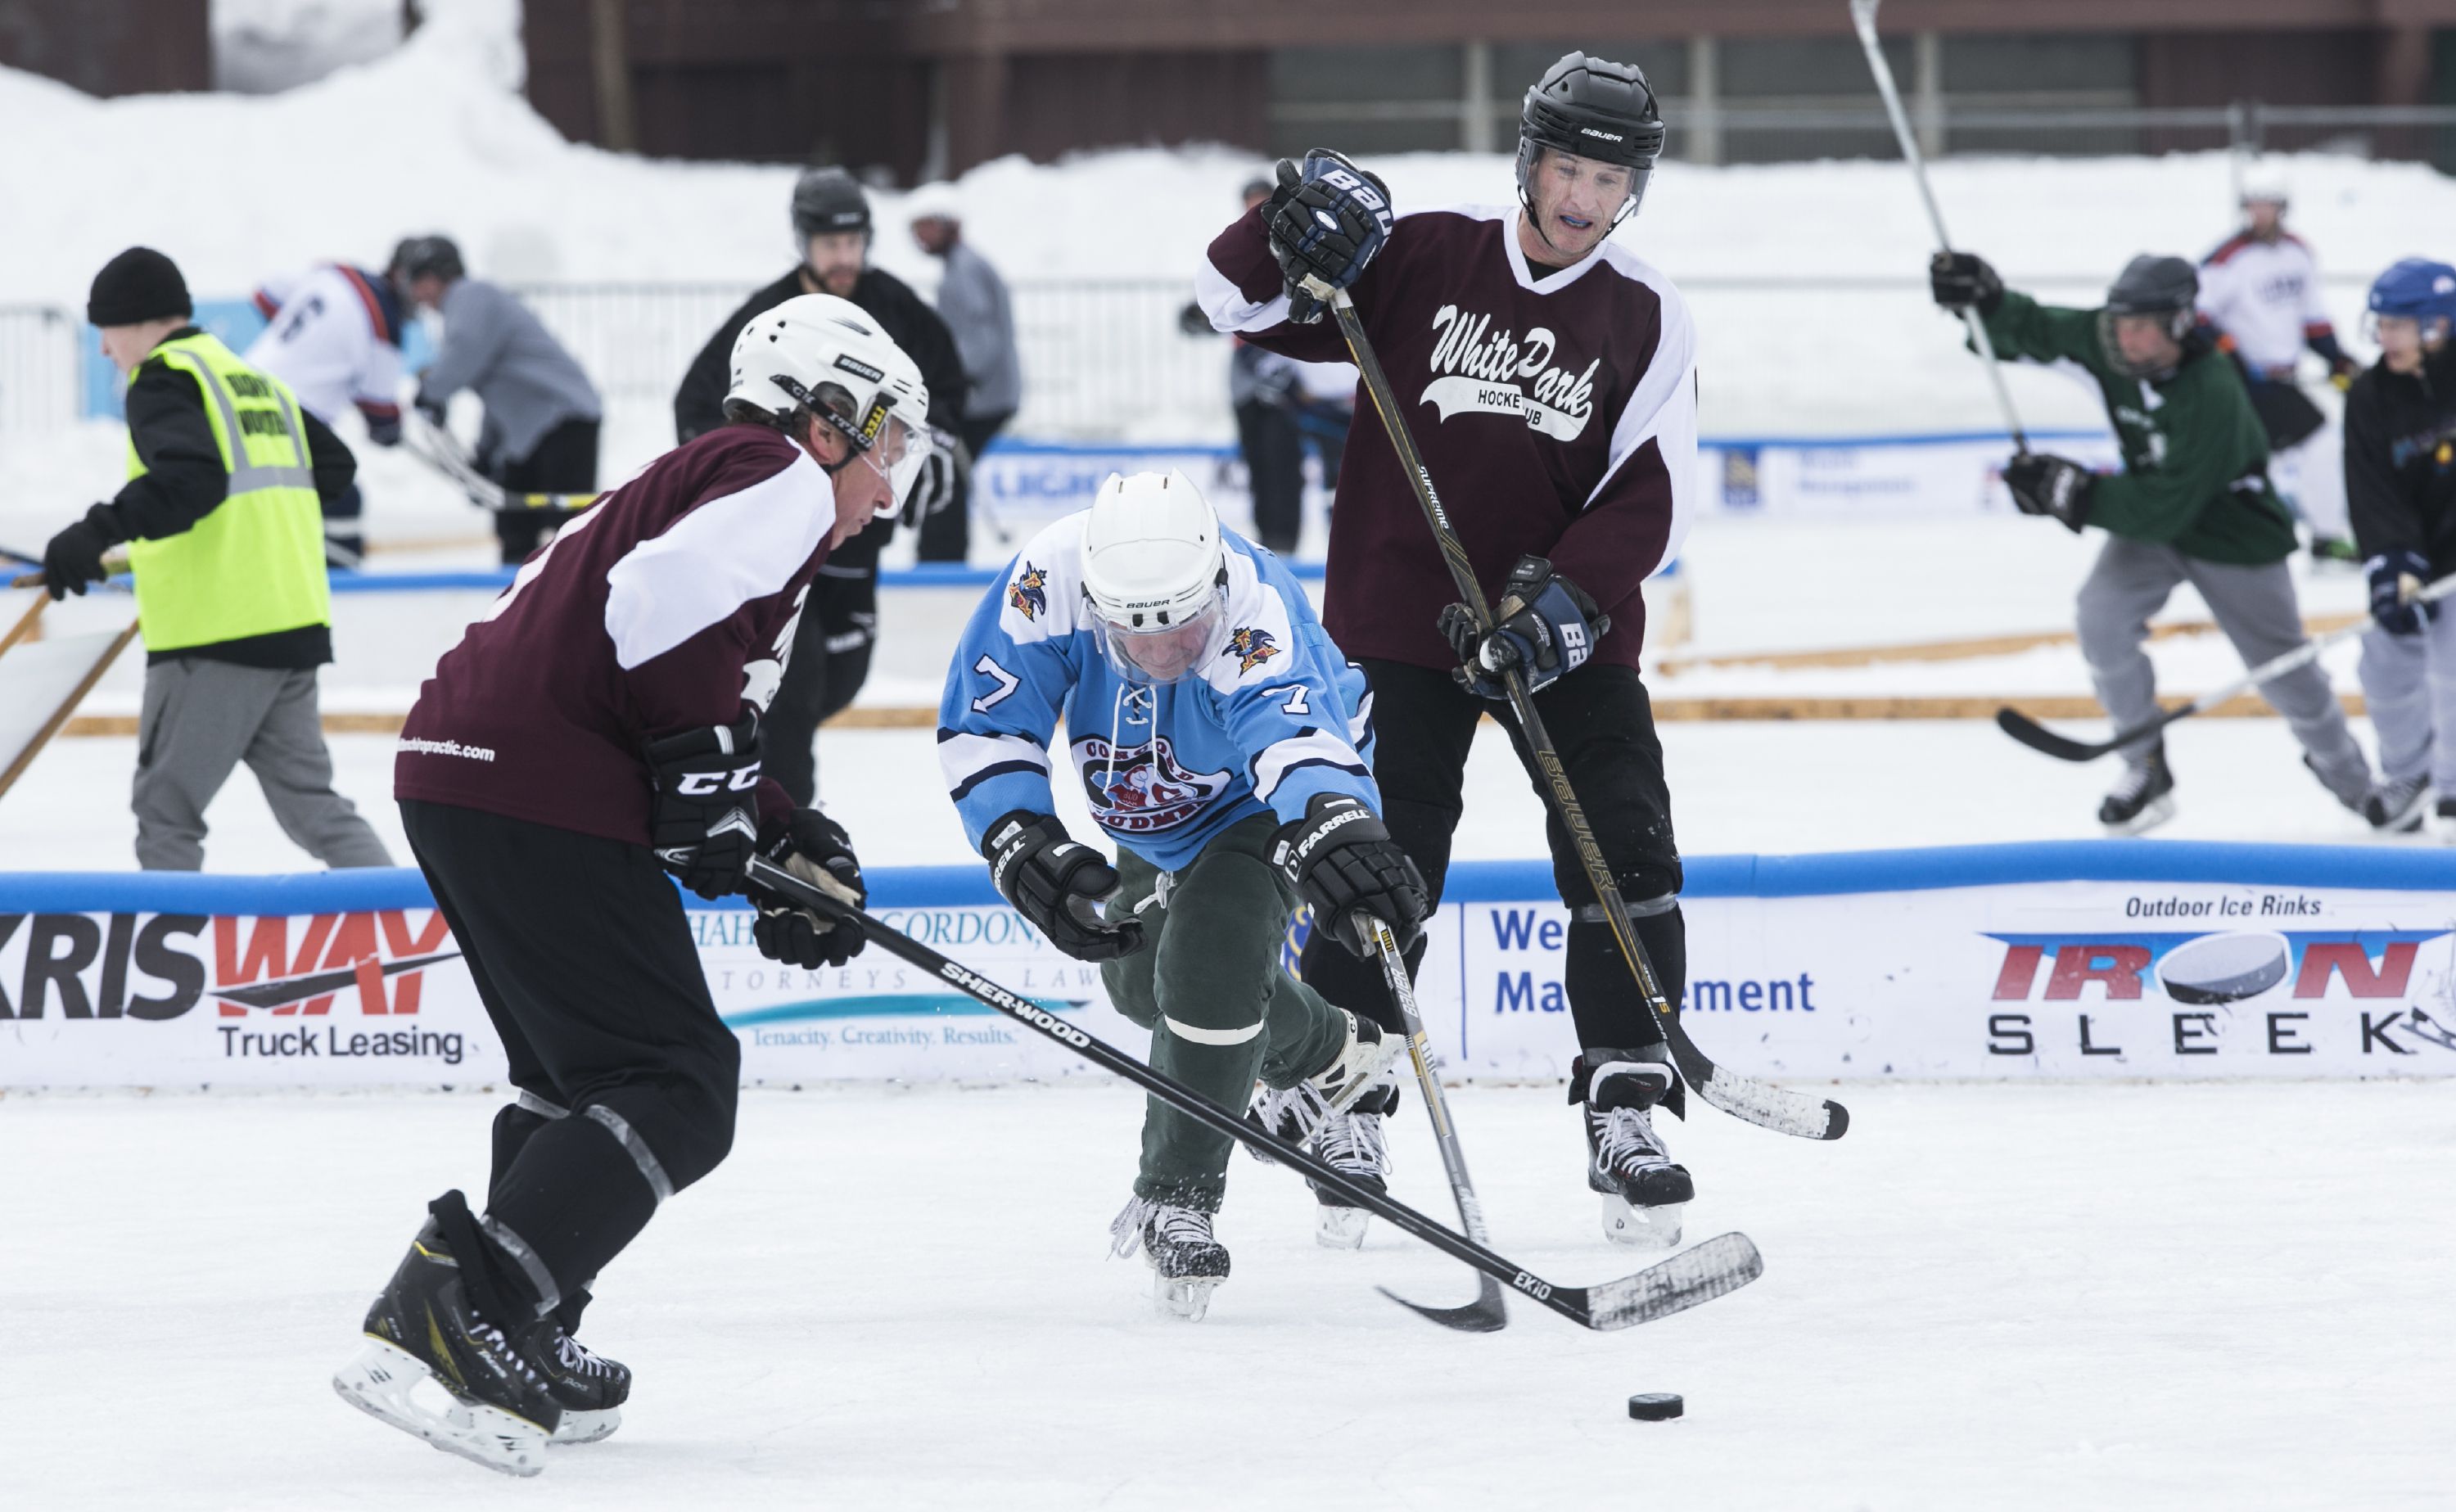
1322 285 1845 1142
1366 917 1508 1332
1998 571 2456 762
1849 0 2030 458
741 855 1763 1333
1 591 46 657
404 415 598 515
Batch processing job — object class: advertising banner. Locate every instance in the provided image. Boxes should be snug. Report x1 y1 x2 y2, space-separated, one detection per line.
4 844 2451 1091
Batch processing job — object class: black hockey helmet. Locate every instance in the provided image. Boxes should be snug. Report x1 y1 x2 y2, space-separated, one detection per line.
387 234 463 284
792 166 872 241
2099 254 2201 375
1516 52 1666 228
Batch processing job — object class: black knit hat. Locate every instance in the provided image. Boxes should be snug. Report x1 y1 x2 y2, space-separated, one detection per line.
88 246 192 327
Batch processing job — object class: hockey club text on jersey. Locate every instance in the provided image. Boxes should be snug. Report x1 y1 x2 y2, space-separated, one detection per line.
1071 733 1232 833
1420 305 1598 440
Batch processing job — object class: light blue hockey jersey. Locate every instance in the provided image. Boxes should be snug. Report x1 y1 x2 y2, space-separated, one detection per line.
940 513 1379 873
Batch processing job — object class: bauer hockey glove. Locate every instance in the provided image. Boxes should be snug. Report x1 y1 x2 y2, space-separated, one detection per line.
643 711 765 900
751 807 867 968
2368 548 2435 636
2002 454 2094 534
1929 250 2004 315
1266 150 1394 323
1437 555 1609 700
1272 794 1429 959
38 503 124 601
983 811 1144 962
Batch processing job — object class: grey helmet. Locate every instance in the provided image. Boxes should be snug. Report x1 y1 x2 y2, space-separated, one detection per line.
387 234 463 284
791 167 872 241
2099 254 2201 377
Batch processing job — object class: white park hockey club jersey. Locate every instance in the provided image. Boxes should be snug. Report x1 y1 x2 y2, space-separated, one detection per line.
244 264 407 426
2199 232 2335 375
939 515 1379 875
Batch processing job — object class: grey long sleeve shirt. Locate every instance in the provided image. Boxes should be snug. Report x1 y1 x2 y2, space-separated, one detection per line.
417 278 602 465
933 241 1022 420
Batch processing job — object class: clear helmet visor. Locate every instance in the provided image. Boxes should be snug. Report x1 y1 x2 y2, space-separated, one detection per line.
858 410 931 510
1090 586 1227 686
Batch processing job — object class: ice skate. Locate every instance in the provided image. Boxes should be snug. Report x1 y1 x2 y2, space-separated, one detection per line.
1576 1048 1693 1250
1305 1008 1406 1114
2431 797 2456 844
333 1216 560 1478
522 1320 630 1446
1308 1087 1393 1250
2366 774 2430 833
1110 1197 1229 1320
2099 747 2176 835
1243 1081 1330 1166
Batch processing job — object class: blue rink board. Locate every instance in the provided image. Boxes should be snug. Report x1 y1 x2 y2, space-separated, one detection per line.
2 841 2449 915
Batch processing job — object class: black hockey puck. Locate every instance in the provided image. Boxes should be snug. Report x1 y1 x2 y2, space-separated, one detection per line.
1627 1392 1684 1421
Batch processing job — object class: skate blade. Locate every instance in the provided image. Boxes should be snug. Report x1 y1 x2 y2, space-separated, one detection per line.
333 1338 549 1478
549 1407 621 1446
1153 1275 1221 1322
1315 1204 1371 1250
2102 793 2176 837
1601 1194 1684 1250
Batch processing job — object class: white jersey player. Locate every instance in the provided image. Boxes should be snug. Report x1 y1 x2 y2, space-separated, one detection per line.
246 263 411 565
2197 175 2363 561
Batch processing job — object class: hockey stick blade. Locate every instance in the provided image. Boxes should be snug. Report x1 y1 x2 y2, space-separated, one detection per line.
1993 705 2142 763
1678 1045 1849 1140
743 858 1762 1335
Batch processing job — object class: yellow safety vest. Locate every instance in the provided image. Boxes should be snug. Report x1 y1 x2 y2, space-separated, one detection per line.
124 332 331 652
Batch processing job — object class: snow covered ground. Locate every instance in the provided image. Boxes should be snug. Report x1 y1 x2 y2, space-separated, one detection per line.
7 1079 2447 1509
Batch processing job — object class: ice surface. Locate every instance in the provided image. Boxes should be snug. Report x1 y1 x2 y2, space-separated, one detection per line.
3 1081 2447 1508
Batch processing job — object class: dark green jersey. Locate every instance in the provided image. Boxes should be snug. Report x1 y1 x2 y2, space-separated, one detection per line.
1978 291 2297 564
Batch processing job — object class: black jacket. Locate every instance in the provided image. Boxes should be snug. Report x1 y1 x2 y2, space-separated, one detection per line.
2345 345 2456 576
104 329 356 668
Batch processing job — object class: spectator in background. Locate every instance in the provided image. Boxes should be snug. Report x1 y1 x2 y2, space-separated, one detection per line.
907 182 1021 562
2199 172 2364 565
40 247 391 871
1289 356 1357 496
245 260 409 567
391 236 603 565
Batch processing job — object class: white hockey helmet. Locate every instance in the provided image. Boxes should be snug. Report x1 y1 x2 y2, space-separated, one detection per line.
2238 165 2291 210
725 292 932 506
1080 470 1230 685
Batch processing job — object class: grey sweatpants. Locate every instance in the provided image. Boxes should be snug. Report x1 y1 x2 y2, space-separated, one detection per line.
133 659 393 871
2075 536 2368 797
2358 616 2456 788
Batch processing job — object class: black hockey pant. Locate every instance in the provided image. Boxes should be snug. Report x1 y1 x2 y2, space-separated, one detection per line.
1296 660 1685 1057
403 800 739 1323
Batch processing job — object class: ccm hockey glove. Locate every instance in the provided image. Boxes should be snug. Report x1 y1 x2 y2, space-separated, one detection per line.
1266 150 1394 323
2002 454 2093 533
2368 548 2435 636
1437 555 1609 700
1271 794 1429 959
643 712 765 900
751 808 867 968
983 811 1144 962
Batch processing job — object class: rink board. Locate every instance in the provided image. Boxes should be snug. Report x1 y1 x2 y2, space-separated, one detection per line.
1 842 2452 1090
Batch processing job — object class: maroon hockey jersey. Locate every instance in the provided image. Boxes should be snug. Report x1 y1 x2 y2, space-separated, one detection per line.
395 425 831 845
1200 202 1697 670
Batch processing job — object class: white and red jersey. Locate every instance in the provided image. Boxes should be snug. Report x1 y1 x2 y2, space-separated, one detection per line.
2199 232 2335 377
396 426 836 846
244 264 407 430
1199 202 1696 672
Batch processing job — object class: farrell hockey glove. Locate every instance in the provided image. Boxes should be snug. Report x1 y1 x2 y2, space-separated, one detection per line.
1266 149 1394 323
751 808 867 968
983 810 1144 962
38 503 124 601
643 711 765 900
2002 454 2093 533
1271 794 1429 959
2368 548 2435 636
1436 555 1609 700
1929 250 2004 315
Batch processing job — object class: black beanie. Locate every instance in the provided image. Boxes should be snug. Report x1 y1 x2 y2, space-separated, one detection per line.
87 246 192 327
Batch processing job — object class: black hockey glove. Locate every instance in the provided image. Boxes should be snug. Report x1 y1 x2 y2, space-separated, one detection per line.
1266 150 1394 324
643 711 765 900
363 408 404 448
2002 453 2093 533
1436 555 1609 700
2368 548 2435 636
38 503 124 601
1271 794 1429 959
750 808 867 968
1929 250 2004 315
983 810 1144 962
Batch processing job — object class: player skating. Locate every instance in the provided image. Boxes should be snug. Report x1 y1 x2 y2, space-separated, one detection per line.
334 294 929 1476
939 469 1427 1312
2198 172 2364 565
245 260 411 566
1198 51 1704 1248
2345 259 2456 836
1930 250 2376 833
